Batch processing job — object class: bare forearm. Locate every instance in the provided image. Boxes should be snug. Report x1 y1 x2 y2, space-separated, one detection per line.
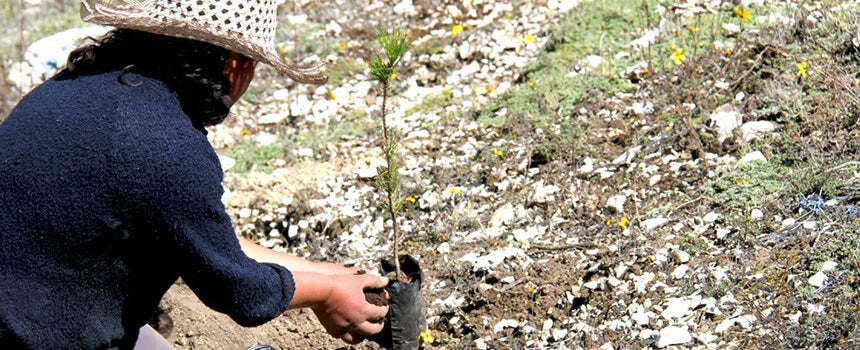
288 271 333 309
238 236 355 275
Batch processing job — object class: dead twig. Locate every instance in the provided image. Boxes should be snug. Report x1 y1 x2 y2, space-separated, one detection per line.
826 160 860 174
527 242 595 253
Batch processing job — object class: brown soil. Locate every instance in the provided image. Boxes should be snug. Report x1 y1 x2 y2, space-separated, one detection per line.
363 288 389 308
159 282 349 350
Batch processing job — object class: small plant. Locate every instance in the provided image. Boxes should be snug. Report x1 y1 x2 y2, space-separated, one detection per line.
369 28 411 279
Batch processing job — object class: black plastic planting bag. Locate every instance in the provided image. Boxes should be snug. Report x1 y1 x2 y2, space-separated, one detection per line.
369 255 426 350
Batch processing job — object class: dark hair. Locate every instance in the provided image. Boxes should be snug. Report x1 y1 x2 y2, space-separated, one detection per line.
66 29 232 129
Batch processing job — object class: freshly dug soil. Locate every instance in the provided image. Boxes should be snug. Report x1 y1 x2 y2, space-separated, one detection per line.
364 288 389 307
159 282 345 349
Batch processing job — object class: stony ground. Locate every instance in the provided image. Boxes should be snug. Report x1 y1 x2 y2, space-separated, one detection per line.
4 0 860 349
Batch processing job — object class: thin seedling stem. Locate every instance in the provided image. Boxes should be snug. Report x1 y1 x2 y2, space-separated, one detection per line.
379 80 402 281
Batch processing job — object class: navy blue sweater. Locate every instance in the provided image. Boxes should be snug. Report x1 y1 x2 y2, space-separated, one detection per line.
0 71 295 349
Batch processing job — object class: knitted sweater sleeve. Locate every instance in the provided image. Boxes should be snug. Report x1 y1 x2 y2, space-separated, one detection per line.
118 110 295 327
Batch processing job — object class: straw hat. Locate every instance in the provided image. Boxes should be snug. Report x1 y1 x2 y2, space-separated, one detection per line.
79 0 326 84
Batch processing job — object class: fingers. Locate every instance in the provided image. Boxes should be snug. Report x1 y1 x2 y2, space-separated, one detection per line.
361 274 389 289
340 331 365 345
352 320 385 336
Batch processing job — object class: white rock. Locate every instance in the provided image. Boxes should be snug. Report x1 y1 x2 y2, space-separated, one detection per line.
217 154 236 172
722 23 741 35
808 271 828 287
459 42 474 59
14 26 112 92
632 101 655 115
631 312 650 325
715 315 757 333
740 121 777 141
437 242 451 254
272 88 290 101
258 113 288 125
296 147 314 158
716 227 731 239
789 311 802 323
583 55 603 69
579 157 595 173
709 104 742 142
695 332 718 344
655 326 692 348
542 319 553 333
474 338 488 350
254 133 278 146
612 146 642 165
661 297 698 320
738 151 767 165
671 265 689 279
552 328 568 341
822 260 838 272
290 95 313 116
751 209 764 220
238 208 252 219
513 226 547 243
355 158 386 179
458 248 525 272
649 174 662 186
500 276 515 284
490 203 515 228
393 0 416 16
606 195 626 213
493 319 519 333
640 218 669 232
703 212 721 223
631 272 655 293
533 181 560 203
674 250 690 263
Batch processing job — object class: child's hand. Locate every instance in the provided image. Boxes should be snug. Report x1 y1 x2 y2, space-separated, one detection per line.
312 273 389 344
315 262 368 276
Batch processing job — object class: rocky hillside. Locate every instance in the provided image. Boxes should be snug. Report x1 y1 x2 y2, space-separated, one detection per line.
3 0 860 349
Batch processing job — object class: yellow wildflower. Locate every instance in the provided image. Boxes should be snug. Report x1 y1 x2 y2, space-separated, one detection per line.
619 217 629 230
451 24 463 37
687 25 699 33
796 58 808 79
528 286 536 294
668 43 676 50
665 124 673 131
240 129 251 136
338 41 347 51
724 49 733 56
733 7 750 22
327 89 336 100
404 196 417 204
443 87 452 94
419 329 434 344
528 82 535 88
671 48 686 65
605 217 613 225
735 177 750 185
486 87 496 94
525 34 534 43
390 72 397 80
494 149 504 157
600 21 606 29
447 187 462 195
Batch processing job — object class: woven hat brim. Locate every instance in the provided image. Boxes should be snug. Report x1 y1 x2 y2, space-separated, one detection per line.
81 1 327 84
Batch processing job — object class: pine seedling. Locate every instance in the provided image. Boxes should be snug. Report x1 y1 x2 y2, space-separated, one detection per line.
369 28 411 280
